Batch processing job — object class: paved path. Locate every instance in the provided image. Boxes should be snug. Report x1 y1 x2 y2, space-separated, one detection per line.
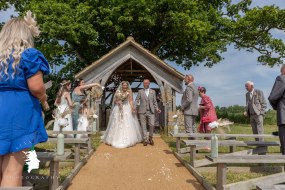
68 137 204 190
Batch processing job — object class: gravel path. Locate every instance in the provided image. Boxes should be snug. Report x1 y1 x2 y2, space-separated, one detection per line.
68 137 204 190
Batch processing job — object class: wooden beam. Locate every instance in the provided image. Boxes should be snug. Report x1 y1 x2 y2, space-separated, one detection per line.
224 172 285 190
116 70 148 73
217 163 227 190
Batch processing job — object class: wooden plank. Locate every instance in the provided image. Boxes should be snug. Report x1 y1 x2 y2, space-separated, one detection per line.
224 172 285 190
183 140 280 147
176 137 181 153
74 144 80 167
49 160 59 190
171 132 279 139
194 149 258 168
217 163 227 190
205 155 285 164
190 146 196 166
47 130 95 135
256 184 285 190
37 152 72 162
47 138 89 144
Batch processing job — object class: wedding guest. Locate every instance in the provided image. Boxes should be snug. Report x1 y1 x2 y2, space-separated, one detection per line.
71 78 101 131
77 99 89 138
181 75 199 137
268 64 285 155
53 80 73 137
197 87 217 134
0 12 50 187
244 81 267 141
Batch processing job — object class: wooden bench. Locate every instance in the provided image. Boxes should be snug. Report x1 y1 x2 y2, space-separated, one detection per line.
47 138 89 167
183 140 280 167
170 132 279 154
47 130 95 152
206 155 285 190
36 152 72 190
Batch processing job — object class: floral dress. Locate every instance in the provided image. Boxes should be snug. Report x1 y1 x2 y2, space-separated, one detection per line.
198 94 217 133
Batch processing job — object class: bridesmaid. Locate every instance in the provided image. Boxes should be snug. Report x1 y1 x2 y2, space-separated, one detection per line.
71 78 101 131
53 80 73 137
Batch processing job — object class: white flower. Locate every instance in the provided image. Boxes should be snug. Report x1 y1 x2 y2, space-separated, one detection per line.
102 86 105 90
58 118 68 127
209 121 219 129
172 115 178 119
93 114 98 119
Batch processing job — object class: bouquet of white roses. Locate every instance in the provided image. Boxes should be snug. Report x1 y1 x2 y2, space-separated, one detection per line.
115 91 129 119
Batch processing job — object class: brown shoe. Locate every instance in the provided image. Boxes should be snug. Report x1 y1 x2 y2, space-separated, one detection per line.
143 141 148 146
149 137 154 146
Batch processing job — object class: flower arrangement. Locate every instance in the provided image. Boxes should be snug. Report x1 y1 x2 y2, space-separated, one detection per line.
115 91 129 119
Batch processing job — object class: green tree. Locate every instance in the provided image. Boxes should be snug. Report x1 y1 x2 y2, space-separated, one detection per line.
1 0 285 121
4 0 285 75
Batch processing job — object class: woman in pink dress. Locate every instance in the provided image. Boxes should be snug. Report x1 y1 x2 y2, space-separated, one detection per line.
198 86 217 133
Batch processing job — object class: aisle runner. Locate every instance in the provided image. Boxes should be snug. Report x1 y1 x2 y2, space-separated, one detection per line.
68 138 204 190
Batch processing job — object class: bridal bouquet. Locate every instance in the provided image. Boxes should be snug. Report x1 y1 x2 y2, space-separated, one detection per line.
115 91 129 119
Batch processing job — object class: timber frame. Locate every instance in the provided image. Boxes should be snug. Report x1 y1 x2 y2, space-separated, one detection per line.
75 36 184 130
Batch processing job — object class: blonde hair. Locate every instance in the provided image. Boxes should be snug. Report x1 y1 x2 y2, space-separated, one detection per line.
0 11 40 79
55 80 71 105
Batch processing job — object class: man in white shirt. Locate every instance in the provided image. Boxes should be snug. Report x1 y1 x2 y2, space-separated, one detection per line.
244 81 267 141
136 79 161 146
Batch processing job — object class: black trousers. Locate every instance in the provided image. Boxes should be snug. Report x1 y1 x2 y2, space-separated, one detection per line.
279 125 285 155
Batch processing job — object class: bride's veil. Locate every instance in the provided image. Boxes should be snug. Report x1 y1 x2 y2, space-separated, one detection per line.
112 81 132 108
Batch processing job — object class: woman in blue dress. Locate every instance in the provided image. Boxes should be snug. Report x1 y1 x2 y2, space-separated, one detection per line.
0 12 50 187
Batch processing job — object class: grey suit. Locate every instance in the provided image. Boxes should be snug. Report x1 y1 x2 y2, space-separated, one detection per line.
245 89 267 141
268 75 285 154
181 83 199 133
136 88 158 141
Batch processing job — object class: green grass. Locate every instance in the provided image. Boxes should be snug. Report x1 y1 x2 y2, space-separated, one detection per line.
161 124 282 186
30 133 103 185
200 170 277 188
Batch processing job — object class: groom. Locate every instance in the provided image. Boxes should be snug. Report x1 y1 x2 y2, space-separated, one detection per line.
136 79 161 146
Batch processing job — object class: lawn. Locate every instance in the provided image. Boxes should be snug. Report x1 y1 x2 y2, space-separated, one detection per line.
161 123 283 187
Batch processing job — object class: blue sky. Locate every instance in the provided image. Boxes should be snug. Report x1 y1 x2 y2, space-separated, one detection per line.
1 1 284 107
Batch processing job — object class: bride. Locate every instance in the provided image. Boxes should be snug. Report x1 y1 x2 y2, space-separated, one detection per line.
103 81 143 148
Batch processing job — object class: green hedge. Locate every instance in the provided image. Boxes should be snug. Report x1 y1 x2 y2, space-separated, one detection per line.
215 105 277 125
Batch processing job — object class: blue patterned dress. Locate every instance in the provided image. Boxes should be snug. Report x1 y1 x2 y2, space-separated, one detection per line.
0 48 50 155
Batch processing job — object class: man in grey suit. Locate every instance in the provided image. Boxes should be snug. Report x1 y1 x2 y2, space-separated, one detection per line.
268 65 285 155
136 79 161 146
244 81 267 141
181 75 199 135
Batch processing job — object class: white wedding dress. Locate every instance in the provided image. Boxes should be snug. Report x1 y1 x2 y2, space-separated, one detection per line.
104 97 143 148
77 113 89 138
53 93 73 138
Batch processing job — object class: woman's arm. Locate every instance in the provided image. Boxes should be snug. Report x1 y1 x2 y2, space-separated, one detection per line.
129 91 135 111
80 83 101 90
65 92 73 107
27 71 49 110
